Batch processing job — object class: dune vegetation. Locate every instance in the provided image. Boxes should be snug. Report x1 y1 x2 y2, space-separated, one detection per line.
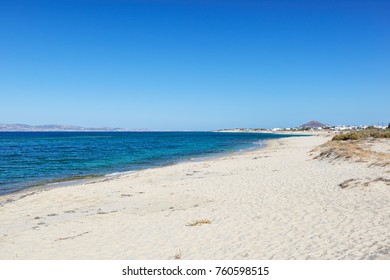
332 126 390 141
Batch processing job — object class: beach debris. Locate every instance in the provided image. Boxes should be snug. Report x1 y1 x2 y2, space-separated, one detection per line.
338 177 390 188
97 209 119 215
339 178 371 188
339 179 356 188
186 219 212 226
373 177 390 185
19 192 38 199
55 231 90 241
172 250 182 260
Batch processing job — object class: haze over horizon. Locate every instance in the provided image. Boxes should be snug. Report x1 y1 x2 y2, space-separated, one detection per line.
1 0 389 130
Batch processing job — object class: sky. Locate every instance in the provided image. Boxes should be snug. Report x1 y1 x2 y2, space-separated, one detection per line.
1 0 389 130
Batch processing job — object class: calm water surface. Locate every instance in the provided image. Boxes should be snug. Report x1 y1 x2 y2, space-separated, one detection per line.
0 131 293 195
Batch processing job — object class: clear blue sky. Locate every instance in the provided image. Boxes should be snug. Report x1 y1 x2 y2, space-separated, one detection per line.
1 0 389 130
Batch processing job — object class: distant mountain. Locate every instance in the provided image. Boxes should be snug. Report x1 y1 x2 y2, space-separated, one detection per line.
300 120 328 128
0 123 129 132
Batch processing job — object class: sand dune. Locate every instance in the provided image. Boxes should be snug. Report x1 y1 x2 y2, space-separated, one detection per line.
0 135 389 259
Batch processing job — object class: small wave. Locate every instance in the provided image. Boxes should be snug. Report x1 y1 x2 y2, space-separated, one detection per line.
105 170 135 177
253 140 265 145
45 174 100 185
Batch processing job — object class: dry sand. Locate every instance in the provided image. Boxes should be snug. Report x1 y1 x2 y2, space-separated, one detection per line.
0 135 389 259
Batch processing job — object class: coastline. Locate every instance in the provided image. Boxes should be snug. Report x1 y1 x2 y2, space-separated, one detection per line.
0 136 270 200
0 131 283 197
1 134 389 259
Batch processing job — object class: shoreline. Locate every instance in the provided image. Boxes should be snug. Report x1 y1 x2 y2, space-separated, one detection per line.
0 136 273 199
1 134 389 259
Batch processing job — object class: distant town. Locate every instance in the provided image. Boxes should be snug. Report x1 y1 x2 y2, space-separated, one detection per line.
215 120 390 133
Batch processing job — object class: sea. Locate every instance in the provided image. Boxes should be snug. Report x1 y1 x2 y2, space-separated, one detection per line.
0 131 293 195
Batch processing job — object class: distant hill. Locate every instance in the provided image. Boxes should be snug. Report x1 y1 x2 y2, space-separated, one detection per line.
300 120 328 128
0 123 129 132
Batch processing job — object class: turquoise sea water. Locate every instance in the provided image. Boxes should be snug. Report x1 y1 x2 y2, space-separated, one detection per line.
0 131 292 195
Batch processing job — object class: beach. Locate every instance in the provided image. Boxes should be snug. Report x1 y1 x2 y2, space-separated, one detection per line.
0 134 389 259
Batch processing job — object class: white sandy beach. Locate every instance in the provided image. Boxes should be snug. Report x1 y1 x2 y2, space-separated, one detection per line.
0 135 389 259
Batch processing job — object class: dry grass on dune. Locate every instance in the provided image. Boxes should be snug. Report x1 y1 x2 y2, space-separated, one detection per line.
338 177 390 189
313 139 390 167
314 128 390 165
313 134 390 189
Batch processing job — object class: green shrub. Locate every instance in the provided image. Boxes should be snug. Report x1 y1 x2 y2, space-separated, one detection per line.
333 129 390 141
333 132 363 141
366 126 376 130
